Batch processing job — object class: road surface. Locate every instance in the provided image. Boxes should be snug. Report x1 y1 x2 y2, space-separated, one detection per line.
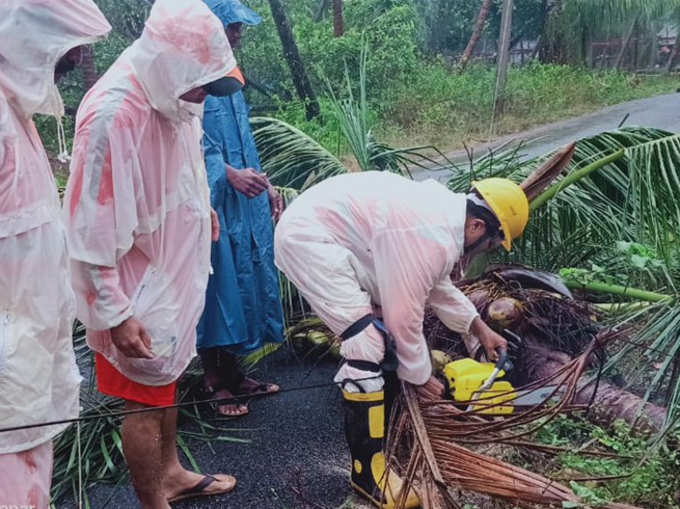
418 91 680 182
63 347 370 509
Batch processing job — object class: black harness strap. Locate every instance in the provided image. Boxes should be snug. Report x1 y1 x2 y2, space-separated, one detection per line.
339 314 399 375
340 314 375 341
344 360 382 372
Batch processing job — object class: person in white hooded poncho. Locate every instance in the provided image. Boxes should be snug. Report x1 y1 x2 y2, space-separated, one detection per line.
0 1 111 506
63 0 244 506
275 171 531 509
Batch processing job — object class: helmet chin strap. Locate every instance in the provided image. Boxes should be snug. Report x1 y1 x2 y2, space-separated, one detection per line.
463 234 491 256
463 223 503 256
465 192 503 255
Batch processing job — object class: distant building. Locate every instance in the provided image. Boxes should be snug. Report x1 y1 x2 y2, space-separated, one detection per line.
658 23 677 49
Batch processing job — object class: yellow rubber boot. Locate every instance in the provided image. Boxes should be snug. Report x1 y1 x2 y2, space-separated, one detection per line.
342 390 420 509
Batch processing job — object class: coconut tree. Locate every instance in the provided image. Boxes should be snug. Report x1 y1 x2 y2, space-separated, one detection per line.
267 0 321 119
542 0 680 66
458 0 495 71
332 0 343 36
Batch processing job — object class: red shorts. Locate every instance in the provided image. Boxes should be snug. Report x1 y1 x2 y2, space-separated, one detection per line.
95 353 177 407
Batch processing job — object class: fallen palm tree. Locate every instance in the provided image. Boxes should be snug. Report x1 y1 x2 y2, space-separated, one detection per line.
424 265 670 434
385 380 643 509
268 124 680 505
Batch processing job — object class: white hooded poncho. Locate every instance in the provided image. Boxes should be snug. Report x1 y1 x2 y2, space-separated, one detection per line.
275 172 481 385
64 0 237 385
0 0 111 455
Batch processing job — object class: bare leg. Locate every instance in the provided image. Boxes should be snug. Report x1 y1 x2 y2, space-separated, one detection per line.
160 398 237 501
161 406 202 496
200 348 248 417
122 401 169 509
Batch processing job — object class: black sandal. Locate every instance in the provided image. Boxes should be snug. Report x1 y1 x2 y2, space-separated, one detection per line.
202 384 249 417
168 474 237 503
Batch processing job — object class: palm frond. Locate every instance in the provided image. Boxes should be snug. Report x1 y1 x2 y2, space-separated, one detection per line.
240 343 282 371
572 0 680 23
456 127 680 271
252 116 347 191
324 41 372 172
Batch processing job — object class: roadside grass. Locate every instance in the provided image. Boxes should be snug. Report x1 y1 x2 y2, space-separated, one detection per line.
269 63 679 158
532 414 680 508
379 62 679 151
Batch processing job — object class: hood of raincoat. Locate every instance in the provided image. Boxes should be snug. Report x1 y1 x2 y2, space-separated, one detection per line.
0 0 111 118
205 0 262 27
129 0 238 123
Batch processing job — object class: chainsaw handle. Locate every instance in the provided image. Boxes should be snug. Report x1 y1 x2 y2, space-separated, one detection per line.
494 348 508 372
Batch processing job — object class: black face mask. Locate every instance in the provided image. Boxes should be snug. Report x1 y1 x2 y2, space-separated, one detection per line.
55 56 76 77
203 76 243 97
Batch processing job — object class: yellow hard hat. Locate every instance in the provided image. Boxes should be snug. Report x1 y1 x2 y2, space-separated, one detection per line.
471 178 529 251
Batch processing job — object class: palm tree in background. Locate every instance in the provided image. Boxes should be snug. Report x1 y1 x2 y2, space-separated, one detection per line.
332 0 343 36
267 0 320 119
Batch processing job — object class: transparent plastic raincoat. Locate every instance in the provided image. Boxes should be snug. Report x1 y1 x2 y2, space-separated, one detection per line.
275 172 480 386
198 0 284 355
64 0 237 386
0 0 111 460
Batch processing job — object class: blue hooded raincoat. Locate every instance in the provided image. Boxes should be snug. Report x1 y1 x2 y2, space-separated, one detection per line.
198 0 285 354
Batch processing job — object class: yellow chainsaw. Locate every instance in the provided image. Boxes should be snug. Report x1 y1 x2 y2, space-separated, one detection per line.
442 347 555 415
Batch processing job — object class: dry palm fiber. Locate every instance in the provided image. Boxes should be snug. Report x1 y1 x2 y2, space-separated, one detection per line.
520 143 576 202
383 357 643 509
425 265 601 386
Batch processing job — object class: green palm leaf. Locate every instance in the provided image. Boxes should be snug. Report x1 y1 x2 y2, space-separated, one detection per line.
572 0 680 22
252 116 347 191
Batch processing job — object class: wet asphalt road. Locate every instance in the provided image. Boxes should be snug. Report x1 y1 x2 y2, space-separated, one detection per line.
62 347 372 509
418 91 680 182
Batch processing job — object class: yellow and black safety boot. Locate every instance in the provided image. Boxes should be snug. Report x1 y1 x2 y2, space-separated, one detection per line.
342 390 420 508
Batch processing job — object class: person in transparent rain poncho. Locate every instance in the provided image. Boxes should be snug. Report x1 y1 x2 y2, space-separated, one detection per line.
0 1 111 507
63 0 246 506
197 0 285 419
275 172 530 509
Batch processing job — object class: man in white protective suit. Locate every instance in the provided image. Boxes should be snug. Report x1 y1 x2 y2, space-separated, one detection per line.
275 171 531 509
63 0 245 507
0 1 111 507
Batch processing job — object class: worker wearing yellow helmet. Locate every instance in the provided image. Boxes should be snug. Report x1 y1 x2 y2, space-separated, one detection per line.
274 171 529 509
467 177 530 253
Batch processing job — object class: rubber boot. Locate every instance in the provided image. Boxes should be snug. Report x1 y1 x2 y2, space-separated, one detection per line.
342 390 420 509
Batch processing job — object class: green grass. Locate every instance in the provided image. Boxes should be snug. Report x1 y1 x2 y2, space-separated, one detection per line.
534 415 680 508
38 61 677 170
379 61 679 151
256 62 678 161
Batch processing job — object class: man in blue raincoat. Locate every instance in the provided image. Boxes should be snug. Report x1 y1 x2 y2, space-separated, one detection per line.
200 0 285 417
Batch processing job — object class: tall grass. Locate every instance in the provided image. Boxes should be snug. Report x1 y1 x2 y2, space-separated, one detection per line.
260 61 677 159
381 61 678 148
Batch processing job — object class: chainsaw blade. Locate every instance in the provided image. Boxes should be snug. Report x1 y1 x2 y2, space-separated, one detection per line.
511 386 558 406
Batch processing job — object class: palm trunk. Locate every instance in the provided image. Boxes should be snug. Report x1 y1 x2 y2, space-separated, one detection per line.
458 0 494 72
647 24 658 69
332 0 343 37
615 15 638 70
666 35 679 73
82 45 98 90
493 0 514 117
267 0 321 119
529 346 667 434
